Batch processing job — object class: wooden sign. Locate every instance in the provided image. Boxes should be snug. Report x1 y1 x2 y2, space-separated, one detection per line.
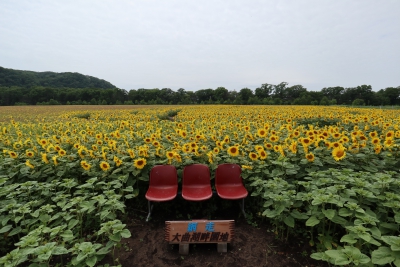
165 220 235 254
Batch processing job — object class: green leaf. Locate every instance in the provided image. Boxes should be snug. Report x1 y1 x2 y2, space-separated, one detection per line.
381 223 399 231
310 252 325 261
382 236 400 251
338 208 352 217
325 250 350 265
306 216 320 227
330 215 348 225
280 215 294 229
372 246 395 265
290 210 309 220
109 233 122 242
340 234 357 244
96 247 110 255
68 219 79 229
85 255 97 267
0 224 12 234
76 252 87 262
120 229 131 238
322 209 335 220
9 226 22 236
52 246 69 255
370 226 381 239
60 230 74 241
39 214 51 223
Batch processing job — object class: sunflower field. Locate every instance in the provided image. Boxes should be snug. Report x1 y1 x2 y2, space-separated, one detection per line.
1 105 400 266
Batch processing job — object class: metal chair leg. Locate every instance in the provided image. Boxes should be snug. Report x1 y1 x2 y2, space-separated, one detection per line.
146 201 153 222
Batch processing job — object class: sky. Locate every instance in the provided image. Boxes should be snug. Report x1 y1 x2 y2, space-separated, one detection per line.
1 0 399 92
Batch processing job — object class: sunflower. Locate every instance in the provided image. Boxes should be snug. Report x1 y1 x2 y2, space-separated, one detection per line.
386 131 395 139
58 149 67 157
25 160 34 169
241 165 253 170
223 135 230 143
301 138 311 147
8 151 18 159
269 135 279 143
100 161 110 171
39 139 48 146
13 141 23 150
26 150 35 157
227 146 239 157
80 160 91 171
371 137 381 146
254 145 264 151
258 149 268 160
374 145 382 154
152 140 160 147
293 130 300 138
348 145 359 154
41 153 49 164
369 131 378 138
257 129 267 138
52 156 58 166
273 145 280 152
331 142 341 149
384 138 394 148
207 151 214 164
265 143 273 150
306 152 315 162
113 156 123 167
127 149 135 158
166 151 175 159
180 131 187 138
174 153 182 163
332 147 346 161
213 147 220 154
134 158 147 169
289 141 297 154
249 152 258 161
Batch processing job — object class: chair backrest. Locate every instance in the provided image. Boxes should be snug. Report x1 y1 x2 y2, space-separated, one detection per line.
149 165 178 187
215 163 243 185
183 164 210 186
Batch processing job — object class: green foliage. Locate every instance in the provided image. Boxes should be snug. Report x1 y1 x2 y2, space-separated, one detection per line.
0 66 116 89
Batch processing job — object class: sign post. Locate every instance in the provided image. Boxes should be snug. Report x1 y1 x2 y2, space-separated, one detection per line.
165 220 234 255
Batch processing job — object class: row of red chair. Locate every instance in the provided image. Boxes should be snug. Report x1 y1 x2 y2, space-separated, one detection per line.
145 163 248 221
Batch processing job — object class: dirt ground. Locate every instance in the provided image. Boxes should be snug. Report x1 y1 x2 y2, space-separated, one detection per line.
105 201 328 267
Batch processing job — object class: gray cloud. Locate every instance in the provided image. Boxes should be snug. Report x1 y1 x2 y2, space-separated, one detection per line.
1 0 399 91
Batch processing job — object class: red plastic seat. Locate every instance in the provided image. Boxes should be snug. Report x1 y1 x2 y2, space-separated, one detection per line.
215 163 248 217
182 164 213 201
145 165 178 221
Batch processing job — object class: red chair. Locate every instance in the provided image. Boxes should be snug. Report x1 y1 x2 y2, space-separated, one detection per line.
215 163 248 217
182 164 213 201
145 165 178 221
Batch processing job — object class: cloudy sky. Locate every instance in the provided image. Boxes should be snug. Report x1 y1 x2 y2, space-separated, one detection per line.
1 0 399 92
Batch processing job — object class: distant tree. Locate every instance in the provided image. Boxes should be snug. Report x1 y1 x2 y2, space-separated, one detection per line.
352 98 365 106
238 88 253 104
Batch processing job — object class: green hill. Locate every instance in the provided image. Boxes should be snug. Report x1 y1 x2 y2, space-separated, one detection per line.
0 66 116 89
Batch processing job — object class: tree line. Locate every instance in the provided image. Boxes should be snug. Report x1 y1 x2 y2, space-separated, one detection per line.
0 66 116 89
0 82 399 106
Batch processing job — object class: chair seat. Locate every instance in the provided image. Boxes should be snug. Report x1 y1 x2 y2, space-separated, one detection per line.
182 185 213 201
146 185 178 202
215 184 248 199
